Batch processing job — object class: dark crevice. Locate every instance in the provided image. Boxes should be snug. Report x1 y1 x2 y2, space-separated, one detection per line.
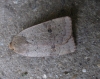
48 28 52 33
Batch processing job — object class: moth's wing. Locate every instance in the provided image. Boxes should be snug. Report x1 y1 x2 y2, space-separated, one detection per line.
58 36 76 55
18 16 72 46
10 16 75 57
13 36 75 57
51 16 72 44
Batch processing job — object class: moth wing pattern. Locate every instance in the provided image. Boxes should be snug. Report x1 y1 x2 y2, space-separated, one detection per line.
9 16 76 57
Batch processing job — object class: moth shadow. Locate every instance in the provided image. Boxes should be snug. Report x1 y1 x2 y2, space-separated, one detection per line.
70 4 79 45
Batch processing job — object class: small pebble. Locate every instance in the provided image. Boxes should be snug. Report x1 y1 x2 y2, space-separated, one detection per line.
42 74 47 79
55 75 58 78
13 0 18 4
84 57 89 59
97 64 100 68
30 77 33 79
0 42 4 46
82 69 86 72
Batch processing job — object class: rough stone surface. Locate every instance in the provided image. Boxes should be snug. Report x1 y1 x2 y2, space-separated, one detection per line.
0 0 100 79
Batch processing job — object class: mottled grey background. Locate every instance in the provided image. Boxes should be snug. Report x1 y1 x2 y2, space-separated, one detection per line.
0 0 100 79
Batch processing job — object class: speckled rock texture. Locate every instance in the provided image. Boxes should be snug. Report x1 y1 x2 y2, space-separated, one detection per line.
0 0 100 79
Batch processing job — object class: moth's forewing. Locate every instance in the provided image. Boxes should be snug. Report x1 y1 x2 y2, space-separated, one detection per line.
9 16 75 57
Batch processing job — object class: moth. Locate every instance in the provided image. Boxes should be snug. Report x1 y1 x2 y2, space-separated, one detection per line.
9 16 76 57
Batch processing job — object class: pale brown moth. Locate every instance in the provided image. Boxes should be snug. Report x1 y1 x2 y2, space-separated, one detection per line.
9 16 76 57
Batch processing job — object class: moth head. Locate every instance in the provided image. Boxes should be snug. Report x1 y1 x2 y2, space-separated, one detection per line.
9 42 15 51
9 36 29 53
